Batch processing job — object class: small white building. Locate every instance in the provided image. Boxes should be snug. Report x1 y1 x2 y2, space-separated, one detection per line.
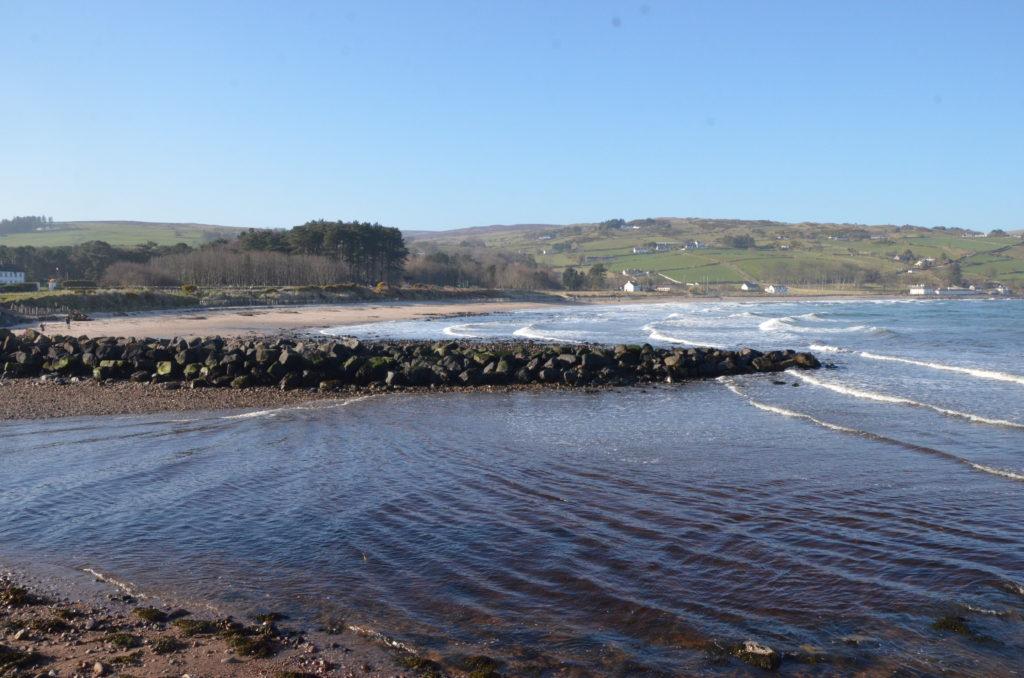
909 284 935 295
632 246 653 255
0 270 26 285
623 280 649 293
936 286 979 297
765 284 789 295
740 282 761 292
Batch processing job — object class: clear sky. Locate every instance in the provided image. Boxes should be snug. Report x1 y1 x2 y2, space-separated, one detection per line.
1 1 1022 231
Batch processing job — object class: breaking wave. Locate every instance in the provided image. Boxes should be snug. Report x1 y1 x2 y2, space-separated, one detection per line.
860 352 1024 386
758 316 889 335
442 323 482 338
643 323 723 348
788 370 1024 429
720 378 1024 483
512 324 582 343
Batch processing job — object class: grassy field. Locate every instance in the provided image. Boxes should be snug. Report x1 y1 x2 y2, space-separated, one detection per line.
411 218 1024 288
0 221 247 247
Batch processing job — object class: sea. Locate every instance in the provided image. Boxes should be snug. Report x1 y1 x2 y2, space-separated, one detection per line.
2 298 1022 675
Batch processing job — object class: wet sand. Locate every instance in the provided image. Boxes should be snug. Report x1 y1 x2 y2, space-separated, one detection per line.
0 567 413 677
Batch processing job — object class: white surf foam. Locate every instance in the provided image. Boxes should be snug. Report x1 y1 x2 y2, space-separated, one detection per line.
720 378 1024 483
442 323 481 338
759 316 884 335
860 352 1024 386
222 409 278 420
644 324 723 348
788 370 1024 429
808 343 848 353
221 395 375 420
512 324 581 343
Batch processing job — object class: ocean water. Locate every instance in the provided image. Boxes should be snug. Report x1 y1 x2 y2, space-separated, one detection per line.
3 299 1023 675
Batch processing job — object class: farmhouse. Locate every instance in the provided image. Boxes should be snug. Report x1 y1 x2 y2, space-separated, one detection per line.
765 284 789 295
622 280 650 293
740 282 761 292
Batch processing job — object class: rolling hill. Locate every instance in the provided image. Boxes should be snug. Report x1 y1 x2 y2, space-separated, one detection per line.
0 221 247 247
407 217 1024 288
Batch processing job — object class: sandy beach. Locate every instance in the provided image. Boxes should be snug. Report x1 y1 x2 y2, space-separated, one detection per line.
25 299 556 340
11 292 894 341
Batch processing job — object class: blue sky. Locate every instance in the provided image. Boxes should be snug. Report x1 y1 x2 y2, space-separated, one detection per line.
1 1 1021 230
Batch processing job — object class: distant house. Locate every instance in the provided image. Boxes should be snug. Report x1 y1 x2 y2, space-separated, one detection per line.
0 270 26 285
740 282 761 292
623 280 649 293
653 242 674 252
765 284 789 295
654 285 674 292
681 241 706 250
914 257 936 269
909 284 935 296
936 286 979 297
632 246 653 255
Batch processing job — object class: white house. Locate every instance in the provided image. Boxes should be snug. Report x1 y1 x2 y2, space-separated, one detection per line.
632 246 653 255
765 284 789 295
740 282 761 292
623 280 649 293
0 270 26 285
909 284 935 295
936 286 979 297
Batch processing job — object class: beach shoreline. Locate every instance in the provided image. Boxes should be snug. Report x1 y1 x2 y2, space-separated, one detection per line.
7 292 909 340
0 561 422 677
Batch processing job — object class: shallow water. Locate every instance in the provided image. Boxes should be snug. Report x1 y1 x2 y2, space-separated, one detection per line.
3 299 1023 675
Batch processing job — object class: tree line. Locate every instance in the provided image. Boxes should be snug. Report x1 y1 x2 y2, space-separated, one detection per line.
0 215 55 235
2 220 562 290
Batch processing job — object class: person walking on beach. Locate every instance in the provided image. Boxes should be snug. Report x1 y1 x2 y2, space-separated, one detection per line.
65 314 71 330
39 321 46 333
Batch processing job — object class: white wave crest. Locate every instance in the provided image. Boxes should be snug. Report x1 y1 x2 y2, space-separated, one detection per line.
968 464 1024 481
808 343 848 353
442 323 481 338
222 409 278 420
720 378 1024 483
759 316 886 335
221 395 375 420
788 370 1024 429
512 324 581 343
860 352 1024 386
645 324 722 348
758 317 789 332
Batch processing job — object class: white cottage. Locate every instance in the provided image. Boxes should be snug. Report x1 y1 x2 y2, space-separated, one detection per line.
740 282 761 292
765 284 789 295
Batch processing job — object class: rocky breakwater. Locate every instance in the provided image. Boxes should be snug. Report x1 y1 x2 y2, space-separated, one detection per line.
0 328 821 392
0 329 819 393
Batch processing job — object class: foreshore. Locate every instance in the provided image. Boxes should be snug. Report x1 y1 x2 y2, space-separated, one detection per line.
6 293 903 341
0 565 438 677
0 329 820 421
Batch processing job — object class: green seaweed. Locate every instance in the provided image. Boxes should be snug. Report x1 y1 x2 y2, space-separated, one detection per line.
132 607 169 623
172 618 220 636
152 636 186 654
105 632 142 650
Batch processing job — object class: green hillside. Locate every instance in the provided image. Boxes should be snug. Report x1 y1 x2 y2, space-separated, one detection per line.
409 217 1024 289
0 220 246 247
